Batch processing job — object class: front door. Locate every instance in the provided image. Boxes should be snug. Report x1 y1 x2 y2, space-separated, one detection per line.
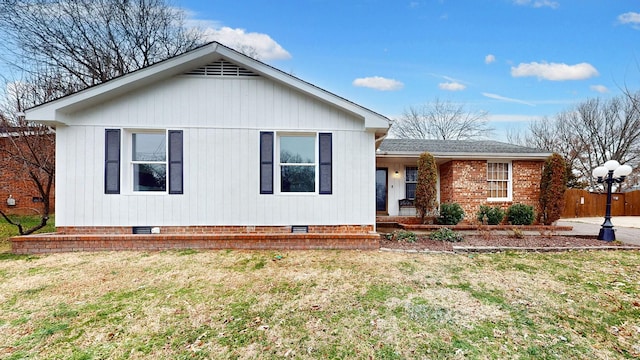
376 168 388 213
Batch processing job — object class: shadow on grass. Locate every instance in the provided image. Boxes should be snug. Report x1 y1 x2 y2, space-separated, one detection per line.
0 252 39 261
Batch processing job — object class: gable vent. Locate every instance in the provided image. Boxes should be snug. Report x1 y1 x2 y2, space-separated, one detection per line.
184 59 259 77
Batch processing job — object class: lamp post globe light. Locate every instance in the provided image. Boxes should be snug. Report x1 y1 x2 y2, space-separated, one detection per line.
591 160 633 242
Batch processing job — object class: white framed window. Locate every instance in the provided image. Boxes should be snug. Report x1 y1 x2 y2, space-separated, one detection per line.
110 129 183 195
260 132 332 195
487 161 512 201
131 132 167 192
279 134 316 193
405 166 418 200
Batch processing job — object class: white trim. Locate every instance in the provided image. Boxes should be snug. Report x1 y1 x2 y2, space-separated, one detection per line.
486 160 512 202
123 129 169 195
275 132 319 195
376 152 550 161
404 166 418 200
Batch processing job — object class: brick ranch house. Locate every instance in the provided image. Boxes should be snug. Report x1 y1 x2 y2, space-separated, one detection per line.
10 42 551 253
13 42 390 253
0 128 55 216
375 139 550 220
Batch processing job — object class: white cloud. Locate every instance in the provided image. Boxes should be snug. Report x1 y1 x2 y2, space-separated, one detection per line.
511 61 598 81
200 26 291 60
513 0 559 9
183 16 290 61
438 82 466 91
353 76 404 91
590 84 609 93
618 12 640 29
485 54 496 64
482 92 535 106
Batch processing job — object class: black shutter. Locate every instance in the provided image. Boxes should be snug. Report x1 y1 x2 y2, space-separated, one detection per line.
260 132 274 194
168 130 184 194
104 129 121 194
319 133 332 194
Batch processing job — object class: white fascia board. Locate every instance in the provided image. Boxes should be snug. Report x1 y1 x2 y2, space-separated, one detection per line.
376 151 551 160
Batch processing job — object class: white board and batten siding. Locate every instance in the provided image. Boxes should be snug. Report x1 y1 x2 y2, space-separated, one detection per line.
55 73 377 227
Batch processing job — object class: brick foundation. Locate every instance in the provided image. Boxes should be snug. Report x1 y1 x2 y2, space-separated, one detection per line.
12 224 379 253
56 224 374 235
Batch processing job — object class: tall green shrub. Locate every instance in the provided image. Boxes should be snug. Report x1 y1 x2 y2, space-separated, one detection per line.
415 152 438 223
539 153 568 225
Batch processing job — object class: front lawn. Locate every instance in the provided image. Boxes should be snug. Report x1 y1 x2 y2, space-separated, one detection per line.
1 249 638 359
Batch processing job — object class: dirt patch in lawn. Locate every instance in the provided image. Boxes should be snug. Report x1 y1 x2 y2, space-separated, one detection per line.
380 233 639 252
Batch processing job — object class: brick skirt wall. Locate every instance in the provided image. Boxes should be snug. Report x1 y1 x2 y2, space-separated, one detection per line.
12 224 380 253
56 225 374 235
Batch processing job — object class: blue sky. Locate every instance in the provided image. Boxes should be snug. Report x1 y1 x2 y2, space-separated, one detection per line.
178 0 640 140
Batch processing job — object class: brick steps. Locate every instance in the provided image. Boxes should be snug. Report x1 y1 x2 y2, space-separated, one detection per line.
11 232 381 254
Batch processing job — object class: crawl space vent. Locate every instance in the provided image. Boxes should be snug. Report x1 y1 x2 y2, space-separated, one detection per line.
132 226 152 234
291 226 309 233
184 59 259 77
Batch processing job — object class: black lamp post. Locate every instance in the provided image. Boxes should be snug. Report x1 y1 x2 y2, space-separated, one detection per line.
591 160 632 242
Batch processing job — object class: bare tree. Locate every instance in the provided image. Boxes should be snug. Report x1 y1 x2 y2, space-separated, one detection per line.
0 0 203 95
508 93 640 191
0 101 55 235
392 99 493 140
0 0 206 234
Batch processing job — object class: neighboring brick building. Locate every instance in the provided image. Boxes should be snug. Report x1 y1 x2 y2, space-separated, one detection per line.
376 139 550 222
0 129 55 216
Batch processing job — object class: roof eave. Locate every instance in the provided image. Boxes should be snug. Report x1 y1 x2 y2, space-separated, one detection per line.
25 42 391 132
376 151 551 160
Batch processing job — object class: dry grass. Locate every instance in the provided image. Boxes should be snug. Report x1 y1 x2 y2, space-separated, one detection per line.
1 249 639 359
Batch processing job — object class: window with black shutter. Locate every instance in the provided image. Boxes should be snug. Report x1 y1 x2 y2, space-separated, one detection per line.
318 133 332 194
260 132 274 194
168 130 184 194
105 129 121 194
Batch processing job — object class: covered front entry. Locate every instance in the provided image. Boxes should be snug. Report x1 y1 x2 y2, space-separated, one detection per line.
376 168 387 213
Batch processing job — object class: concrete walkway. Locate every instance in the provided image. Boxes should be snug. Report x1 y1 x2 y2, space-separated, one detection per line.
557 216 640 246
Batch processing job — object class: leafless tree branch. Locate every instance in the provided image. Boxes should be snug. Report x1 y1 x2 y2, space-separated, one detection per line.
392 99 493 140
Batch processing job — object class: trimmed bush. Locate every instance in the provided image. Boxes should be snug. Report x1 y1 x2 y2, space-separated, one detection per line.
437 203 465 225
429 228 464 242
506 203 535 225
476 205 505 225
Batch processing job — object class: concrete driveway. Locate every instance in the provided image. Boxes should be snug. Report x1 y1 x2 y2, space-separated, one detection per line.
557 216 640 246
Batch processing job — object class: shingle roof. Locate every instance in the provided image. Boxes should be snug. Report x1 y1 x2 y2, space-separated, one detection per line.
378 139 548 155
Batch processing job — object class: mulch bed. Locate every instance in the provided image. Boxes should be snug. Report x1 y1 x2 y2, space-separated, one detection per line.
380 234 639 252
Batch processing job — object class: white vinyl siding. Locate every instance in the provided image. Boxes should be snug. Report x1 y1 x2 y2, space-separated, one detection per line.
53 75 375 227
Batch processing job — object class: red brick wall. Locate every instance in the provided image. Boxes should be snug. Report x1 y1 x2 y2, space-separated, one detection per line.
439 159 543 223
56 224 375 235
11 232 381 253
0 136 55 216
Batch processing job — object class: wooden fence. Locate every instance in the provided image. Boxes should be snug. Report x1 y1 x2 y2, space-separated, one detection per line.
562 189 640 218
